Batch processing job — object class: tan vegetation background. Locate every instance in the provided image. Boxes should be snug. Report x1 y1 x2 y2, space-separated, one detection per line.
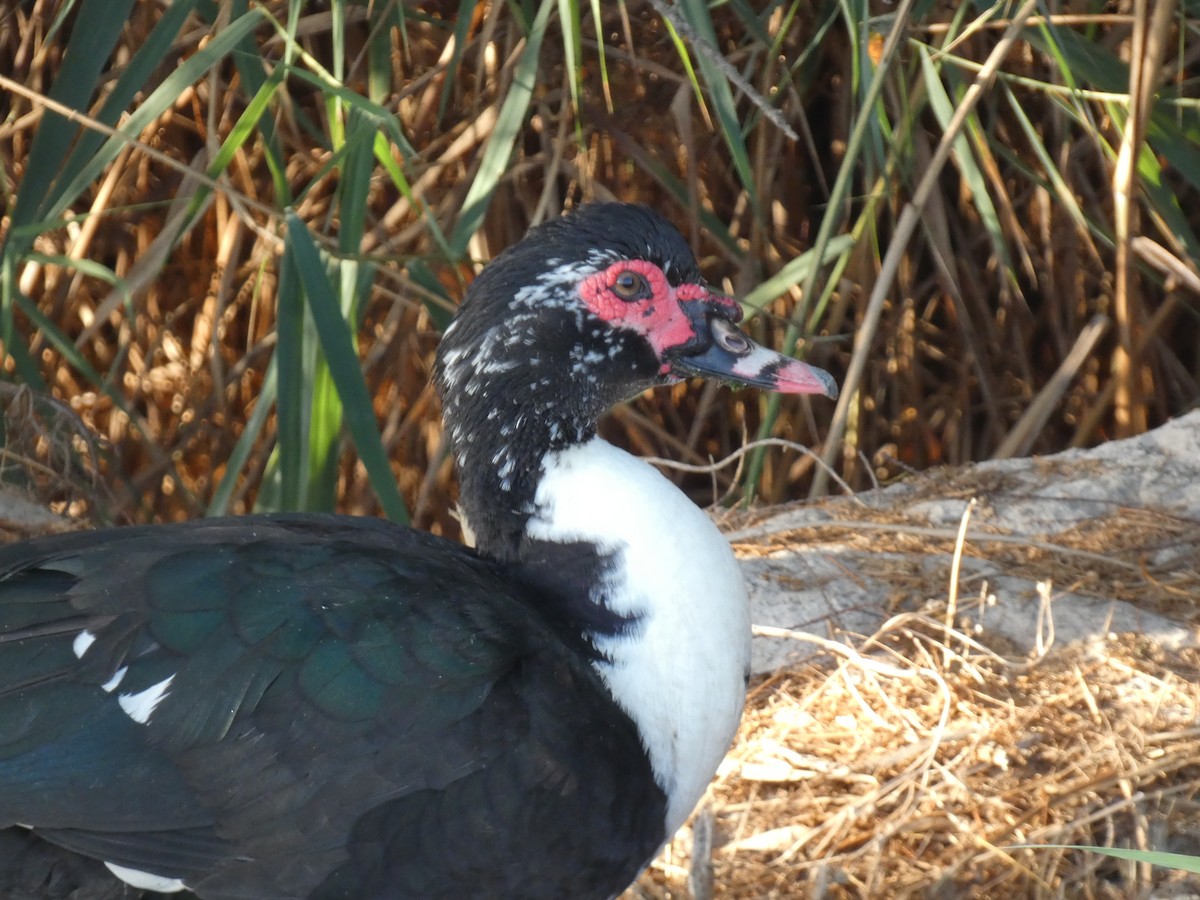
1 0 1199 897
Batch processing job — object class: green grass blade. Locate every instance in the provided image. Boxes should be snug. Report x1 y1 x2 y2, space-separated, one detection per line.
450 0 554 258
437 0 477 124
745 0 913 495
306 353 344 513
675 0 759 206
558 0 583 121
272 62 417 159
740 235 857 319
48 0 201 217
24 252 120 289
208 359 278 517
1002 83 1089 233
181 66 287 225
1147 114 1200 196
285 214 410 523
1016 846 1200 875
365 4 393 104
270 232 308 513
326 0 348 151
660 14 710 125
9 0 137 228
227 0 289 200
373 133 454 263
919 45 1012 276
724 0 772 45
283 109 380 513
45 7 265 226
337 111 378 257
1026 24 1127 93
588 0 614 112
1132 135 1200 261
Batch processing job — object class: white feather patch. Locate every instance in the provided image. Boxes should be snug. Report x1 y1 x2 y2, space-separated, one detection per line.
104 862 187 892
117 674 174 725
72 630 96 659
100 666 128 693
526 438 751 837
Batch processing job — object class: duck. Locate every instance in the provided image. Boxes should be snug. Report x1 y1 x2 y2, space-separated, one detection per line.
0 202 837 899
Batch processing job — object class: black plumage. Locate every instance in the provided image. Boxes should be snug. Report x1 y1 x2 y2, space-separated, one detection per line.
0 516 664 898
0 203 837 899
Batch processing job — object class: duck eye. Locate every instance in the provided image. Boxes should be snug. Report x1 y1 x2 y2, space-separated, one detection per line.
611 270 649 301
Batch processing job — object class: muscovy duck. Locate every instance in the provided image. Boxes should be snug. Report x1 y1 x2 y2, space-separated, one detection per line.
0 203 836 899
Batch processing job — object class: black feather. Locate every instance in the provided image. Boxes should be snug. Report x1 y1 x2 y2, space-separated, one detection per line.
0 515 665 898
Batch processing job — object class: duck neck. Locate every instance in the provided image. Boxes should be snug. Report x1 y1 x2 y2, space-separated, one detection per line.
436 307 660 562
443 383 752 837
448 399 594 563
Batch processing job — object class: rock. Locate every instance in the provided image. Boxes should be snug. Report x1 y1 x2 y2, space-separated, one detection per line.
736 412 1200 674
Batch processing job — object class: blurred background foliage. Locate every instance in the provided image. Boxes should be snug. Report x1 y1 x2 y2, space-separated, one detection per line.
0 0 1198 537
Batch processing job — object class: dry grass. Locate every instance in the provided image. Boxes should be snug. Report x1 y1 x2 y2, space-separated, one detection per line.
0 382 101 536
2 3 1198 527
636 604 1200 898
628 444 1200 898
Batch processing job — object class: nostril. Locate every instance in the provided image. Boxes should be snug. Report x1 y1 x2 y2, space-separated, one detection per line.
712 318 751 354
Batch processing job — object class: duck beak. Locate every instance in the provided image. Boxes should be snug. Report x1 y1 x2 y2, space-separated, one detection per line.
667 310 839 399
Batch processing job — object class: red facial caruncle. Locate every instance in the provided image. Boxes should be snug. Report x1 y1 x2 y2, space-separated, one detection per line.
578 259 728 358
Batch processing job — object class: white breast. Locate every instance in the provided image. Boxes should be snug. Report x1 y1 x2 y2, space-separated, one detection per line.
526 438 751 835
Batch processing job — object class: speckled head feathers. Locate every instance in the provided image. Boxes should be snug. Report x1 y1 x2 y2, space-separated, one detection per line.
433 203 837 559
